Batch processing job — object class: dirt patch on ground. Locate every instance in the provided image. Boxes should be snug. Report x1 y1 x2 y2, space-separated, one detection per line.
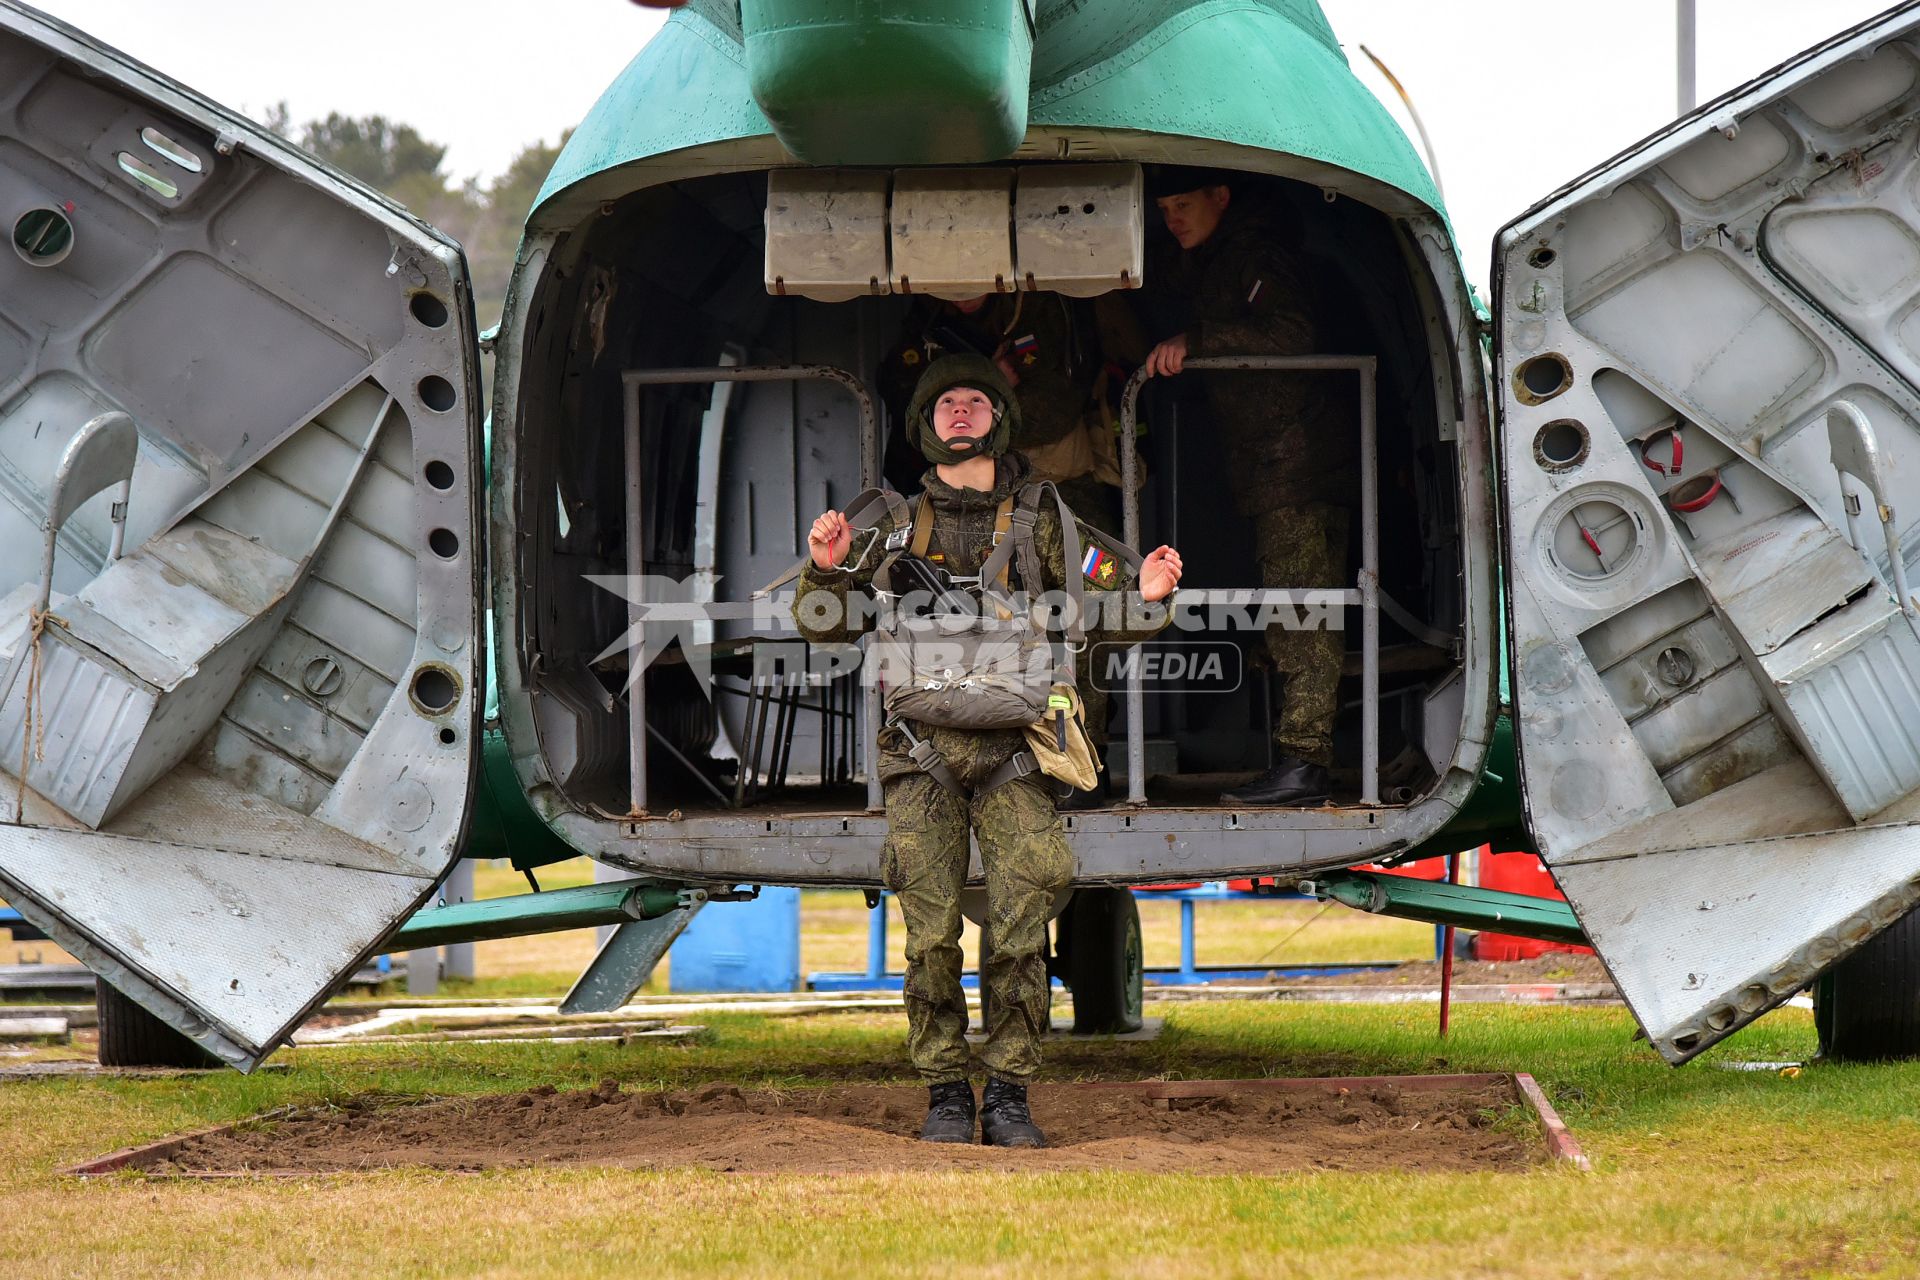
1260 954 1613 989
143 1078 1532 1176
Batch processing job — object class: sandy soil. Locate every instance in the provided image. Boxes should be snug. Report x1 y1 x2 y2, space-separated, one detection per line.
146 1078 1532 1176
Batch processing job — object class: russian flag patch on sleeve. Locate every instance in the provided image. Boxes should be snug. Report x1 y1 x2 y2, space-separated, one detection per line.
1081 545 1118 587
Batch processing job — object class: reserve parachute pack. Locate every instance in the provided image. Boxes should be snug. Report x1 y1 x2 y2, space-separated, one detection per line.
764 481 1141 796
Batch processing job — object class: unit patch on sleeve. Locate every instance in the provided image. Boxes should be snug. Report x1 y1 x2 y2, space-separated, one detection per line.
1012 333 1039 366
1081 545 1119 588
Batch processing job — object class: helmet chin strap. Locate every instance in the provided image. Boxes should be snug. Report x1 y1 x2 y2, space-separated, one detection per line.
921 408 1001 465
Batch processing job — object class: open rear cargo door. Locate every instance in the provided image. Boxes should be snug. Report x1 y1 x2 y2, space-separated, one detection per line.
1496 6 1920 1063
0 4 483 1068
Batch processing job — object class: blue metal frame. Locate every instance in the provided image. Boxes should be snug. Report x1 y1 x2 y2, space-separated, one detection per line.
805 885 1403 991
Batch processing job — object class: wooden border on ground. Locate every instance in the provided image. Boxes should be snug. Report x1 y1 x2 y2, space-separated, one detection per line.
1079 1072 1592 1170
66 1107 297 1177
1512 1072 1593 1171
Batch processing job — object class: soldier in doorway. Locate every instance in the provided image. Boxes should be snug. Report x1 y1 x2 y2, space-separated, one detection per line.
1142 167 1356 806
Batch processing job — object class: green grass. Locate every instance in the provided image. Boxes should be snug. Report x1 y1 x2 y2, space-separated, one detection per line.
5 997 1918 1279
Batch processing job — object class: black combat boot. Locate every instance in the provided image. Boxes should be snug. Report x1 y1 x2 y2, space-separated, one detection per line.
980 1077 1046 1148
1221 757 1330 806
920 1080 977 1143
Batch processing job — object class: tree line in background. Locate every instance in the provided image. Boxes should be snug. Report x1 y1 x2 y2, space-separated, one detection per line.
264 103 565 331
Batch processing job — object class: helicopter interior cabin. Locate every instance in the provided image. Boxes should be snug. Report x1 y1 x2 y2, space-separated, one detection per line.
508 160 1476 827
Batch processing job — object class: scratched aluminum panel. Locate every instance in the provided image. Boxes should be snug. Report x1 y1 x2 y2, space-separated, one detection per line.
63 541 261 687
0 3 482 1067
0 823 431 1059
1492 8 1920 1059
1554 822 1920 1062
1776 612 1920 819
0 627 155 824
103 763 420 875
1498 8 1920 849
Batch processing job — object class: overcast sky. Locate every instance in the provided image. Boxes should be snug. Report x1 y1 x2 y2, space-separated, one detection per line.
34 0 1904 285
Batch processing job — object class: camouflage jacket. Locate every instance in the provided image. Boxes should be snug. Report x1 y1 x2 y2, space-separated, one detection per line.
793 454 1168 786
880 293 1090 450
1155 199 1356 512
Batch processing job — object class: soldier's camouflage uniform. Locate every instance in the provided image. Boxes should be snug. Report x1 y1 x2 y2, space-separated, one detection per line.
1156 198 1355 767
792 453 1167 1083
879 293 1132 747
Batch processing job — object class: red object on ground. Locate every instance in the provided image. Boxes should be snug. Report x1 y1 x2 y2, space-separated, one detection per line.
1438 851 1459 1036
1473 848 1594 960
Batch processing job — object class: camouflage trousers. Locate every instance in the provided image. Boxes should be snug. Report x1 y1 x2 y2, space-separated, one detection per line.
880 769 1076 1084
1253 503 1350 767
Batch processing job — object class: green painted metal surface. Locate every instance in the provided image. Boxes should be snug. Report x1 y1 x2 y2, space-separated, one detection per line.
535 0 1441 221
465 606 578 873
1028 0 1438 210
464 724 578 873
391 881 686 951
1401 707 1530 862
741 0 1033 164
535 0 766 222
1311 870 1586 947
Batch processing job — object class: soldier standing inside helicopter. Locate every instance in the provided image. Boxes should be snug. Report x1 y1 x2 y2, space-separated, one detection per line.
795 355 1183 1148
1142 166 1355 807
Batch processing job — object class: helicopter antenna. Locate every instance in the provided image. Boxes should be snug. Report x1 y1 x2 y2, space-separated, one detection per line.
1359 43 1444 202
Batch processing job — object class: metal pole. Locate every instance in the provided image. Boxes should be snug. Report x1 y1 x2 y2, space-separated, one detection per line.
1120 355 1383 805
1439 852 1460 1037
1358 45 1444 201
867 893 888 982
624 376 649 817
404 945 438 995
1119 361 1146 805
1180 896 1196 981
1677 0 1697 115
441 859 476 981
1359 357 1380 806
